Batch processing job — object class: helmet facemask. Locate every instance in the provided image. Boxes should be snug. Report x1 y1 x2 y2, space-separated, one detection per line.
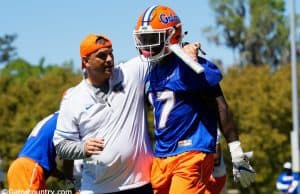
133 27 177 62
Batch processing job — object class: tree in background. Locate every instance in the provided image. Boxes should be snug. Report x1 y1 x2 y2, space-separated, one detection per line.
0 57 297 193
0 58 81 189
0 34 17 64
204 0 290 67
221 64 295 194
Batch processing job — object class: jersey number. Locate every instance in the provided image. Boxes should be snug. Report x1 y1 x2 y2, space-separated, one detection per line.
149 91 175 129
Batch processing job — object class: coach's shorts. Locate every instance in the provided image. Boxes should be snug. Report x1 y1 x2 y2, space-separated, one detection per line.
151 151 214 194
205 175 227 194
7 157 46 191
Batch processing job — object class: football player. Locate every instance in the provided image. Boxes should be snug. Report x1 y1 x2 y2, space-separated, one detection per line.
7 112 72 191
133 5 256 194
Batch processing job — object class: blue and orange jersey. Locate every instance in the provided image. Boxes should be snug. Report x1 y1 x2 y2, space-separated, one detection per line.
277 172 299 194
145 54 222 157
18 112 58 175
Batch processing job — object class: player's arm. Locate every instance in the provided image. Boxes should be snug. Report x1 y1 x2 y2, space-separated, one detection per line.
46 160 75 190
213 85 256 188
215 94 239 143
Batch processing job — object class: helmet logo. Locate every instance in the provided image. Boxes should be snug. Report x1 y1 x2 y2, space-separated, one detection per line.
159 13 179 24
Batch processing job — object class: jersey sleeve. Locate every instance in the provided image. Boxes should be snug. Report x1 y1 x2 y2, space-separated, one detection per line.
200 57 223 86
181 57 222 90
119 57 151 82
53 92 80 146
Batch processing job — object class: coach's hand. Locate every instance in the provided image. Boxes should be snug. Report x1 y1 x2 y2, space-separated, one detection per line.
182 42 200 61
229 141 256 187
84 138 105 156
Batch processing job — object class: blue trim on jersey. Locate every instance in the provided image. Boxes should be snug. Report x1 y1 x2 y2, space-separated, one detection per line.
146 54 222 157
18 113 58 173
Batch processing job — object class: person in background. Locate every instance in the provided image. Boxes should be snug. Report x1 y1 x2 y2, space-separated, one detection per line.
133 4 256 194
7 112 72 192
276 161 299 194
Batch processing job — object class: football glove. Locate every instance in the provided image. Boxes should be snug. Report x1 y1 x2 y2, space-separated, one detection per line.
229 141 256 188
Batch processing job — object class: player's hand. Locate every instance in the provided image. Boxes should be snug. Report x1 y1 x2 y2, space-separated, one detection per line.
84 138 104 156
232 151 256 187
182 42 200 61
